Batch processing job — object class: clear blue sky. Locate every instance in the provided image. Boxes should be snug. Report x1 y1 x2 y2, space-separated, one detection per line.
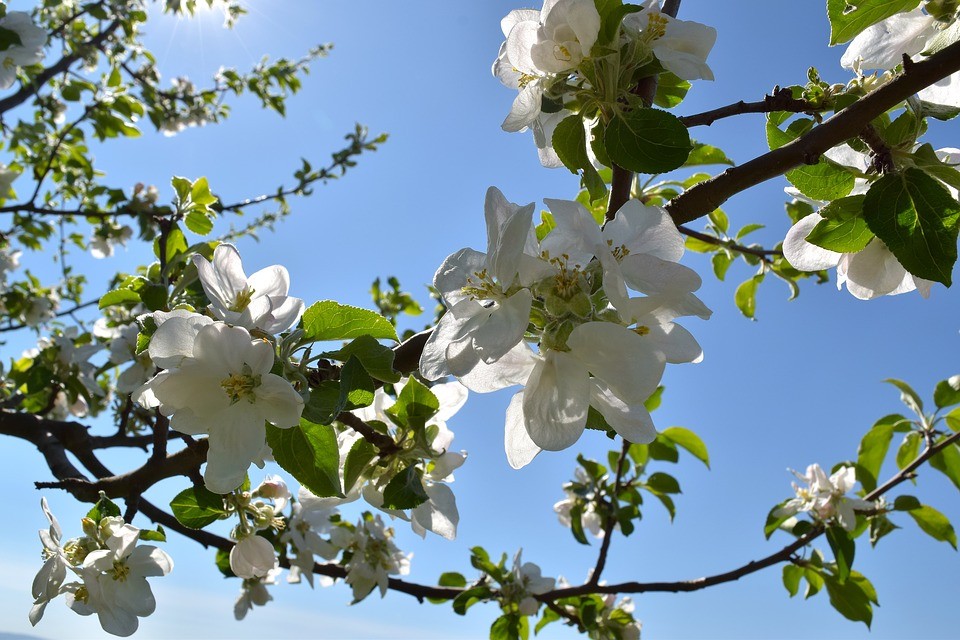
2 1 959 638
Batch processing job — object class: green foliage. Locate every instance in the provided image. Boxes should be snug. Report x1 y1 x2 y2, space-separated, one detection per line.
827 0 922 45
382 464 430 510
86 494 122 522
266 419 342 498
170 486 228 529
735 273 764 319
553 114 606 202
302 300 399 343
385 377 440 429
604 108 692 174
863 169 960 286
321 335 401 383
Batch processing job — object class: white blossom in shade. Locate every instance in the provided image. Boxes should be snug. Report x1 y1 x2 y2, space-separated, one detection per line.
590 594 642 640
135 316 304 493
22 291 59 327
230 535 278 580
782 212 934 300
29 498 69 626
0 12 47 90
777 464 873 532
420 187 548 381
500 550 555 616
234 567 282 620
193 243 305 334
0 164 18 200
107 323 154 394
554 468 605 538
89 225 133 259
339 515 411 601
283 487 340 588
70 518 173 637
623 2 716 81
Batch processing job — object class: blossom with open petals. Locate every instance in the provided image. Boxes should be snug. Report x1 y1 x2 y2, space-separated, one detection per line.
230 535 278 580
135 315 304 493
29 498 68 626
624 2 716 81
0 12 47 90
193 243 304 334
777 464 873 532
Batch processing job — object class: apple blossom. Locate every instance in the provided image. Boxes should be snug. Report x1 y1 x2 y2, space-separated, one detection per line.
283 487 341 587
230 535 278 580
499 550 555 616
135 316 304 493
234 567 283 620
624 1 717 81
0 163 17 200
30 498 68 626
0 12 47 90
336 514 411 602
777 464 874 532
193 243 305 334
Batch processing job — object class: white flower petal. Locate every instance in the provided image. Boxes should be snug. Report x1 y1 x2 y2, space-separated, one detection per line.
782 214 843 271
504 392 542 469
522 351 589 451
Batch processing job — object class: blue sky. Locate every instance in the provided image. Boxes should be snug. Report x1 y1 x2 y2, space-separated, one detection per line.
2 1 959 638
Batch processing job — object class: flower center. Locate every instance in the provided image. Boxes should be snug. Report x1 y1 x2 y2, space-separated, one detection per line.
229 286 256 312
111 560 130 582
221 366 261 404
646 13 668 41
74 585 90 604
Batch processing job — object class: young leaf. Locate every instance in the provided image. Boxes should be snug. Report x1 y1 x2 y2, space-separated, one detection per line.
660 426 710 468
382 464 429 510
825 525 856 582
301 300 399 342
169 486 227 529
266 419 342 498
822 573 873 627
934 376 960 409
782 564 803 597
604 108 692 174
907 504 958 549
827 0 921 45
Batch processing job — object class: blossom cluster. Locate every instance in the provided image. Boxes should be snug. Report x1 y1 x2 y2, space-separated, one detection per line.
776 464 873 532
0 11 47 90
422 187 709 467
494 0 716 165
31 498 173 637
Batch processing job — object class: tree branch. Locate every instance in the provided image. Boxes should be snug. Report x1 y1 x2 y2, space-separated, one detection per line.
666 39 960 225
678 89 817 128
678 225 781 262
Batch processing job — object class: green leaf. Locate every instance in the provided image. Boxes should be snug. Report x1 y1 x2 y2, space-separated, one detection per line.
569 503 590 545
685 141 735 167
452 584 493 615
169 486 227 529
653 71 691 109
660 426 710 468
301 300 399 342
138 525 167 542
302 381 343 425
786 160 856 202
266 419 342 498
338 357 375 410
735 273 764 319
438 572 467 588
86 495 122 522
934 376 960 409
491 614 528 640
806 213 874 253
929 443 960 492
343 437 378 494
884 378 924 415
896 431 922 470
184 211 214 235
827 0 921 45
553 114 607 202
645 472 681 494
764 501 793 539
215 548 235 577
604 108 692 174
190 176 218 206
596 1 642 46
856 419 896 492
99 288 142 309
712 252 732 281
0 26 23 52
823 573 873 627
893 494 922 511
826 525 856 582
782 564 803 597
907 504 958 548
736 223 765 240
322 335 401 383
643 386 664 412
385 376 439 429
382 464 429 510
863 169 960 286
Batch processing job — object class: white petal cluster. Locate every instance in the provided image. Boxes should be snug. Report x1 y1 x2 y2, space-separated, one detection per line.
623 1 717 81
500 550 556 616
0 12 47 90
30 500 173 637
554 467 606 538
841 8 959 107
777 464 873 532
332 514 411 602
135 312 304 493
233 567 282 621
193 243 305 334
282 486 340 587
422 187 708 468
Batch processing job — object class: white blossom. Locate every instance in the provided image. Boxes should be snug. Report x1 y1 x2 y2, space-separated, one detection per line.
135 315 304 493
624 2 716 81
230 535 278 580
29 498 69 626
0 12 47 90
339 515 411 601
193 243 305 334
777 464 873 532
233 567 282 620
501 550 555 616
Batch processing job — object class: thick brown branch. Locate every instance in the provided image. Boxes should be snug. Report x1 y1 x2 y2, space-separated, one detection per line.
666 39 960 225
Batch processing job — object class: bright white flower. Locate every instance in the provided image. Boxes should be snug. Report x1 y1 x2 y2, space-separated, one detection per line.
840 8 960 107
135 316 304 493
340 515 411 601
230 535 278 580
624 2 716 81
501 550 555 616
0 12 47 90
526 0 601 74
420 187 547 381
777 464 873 532
70 518 173 637
193 243 305 334
29 498 69 626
